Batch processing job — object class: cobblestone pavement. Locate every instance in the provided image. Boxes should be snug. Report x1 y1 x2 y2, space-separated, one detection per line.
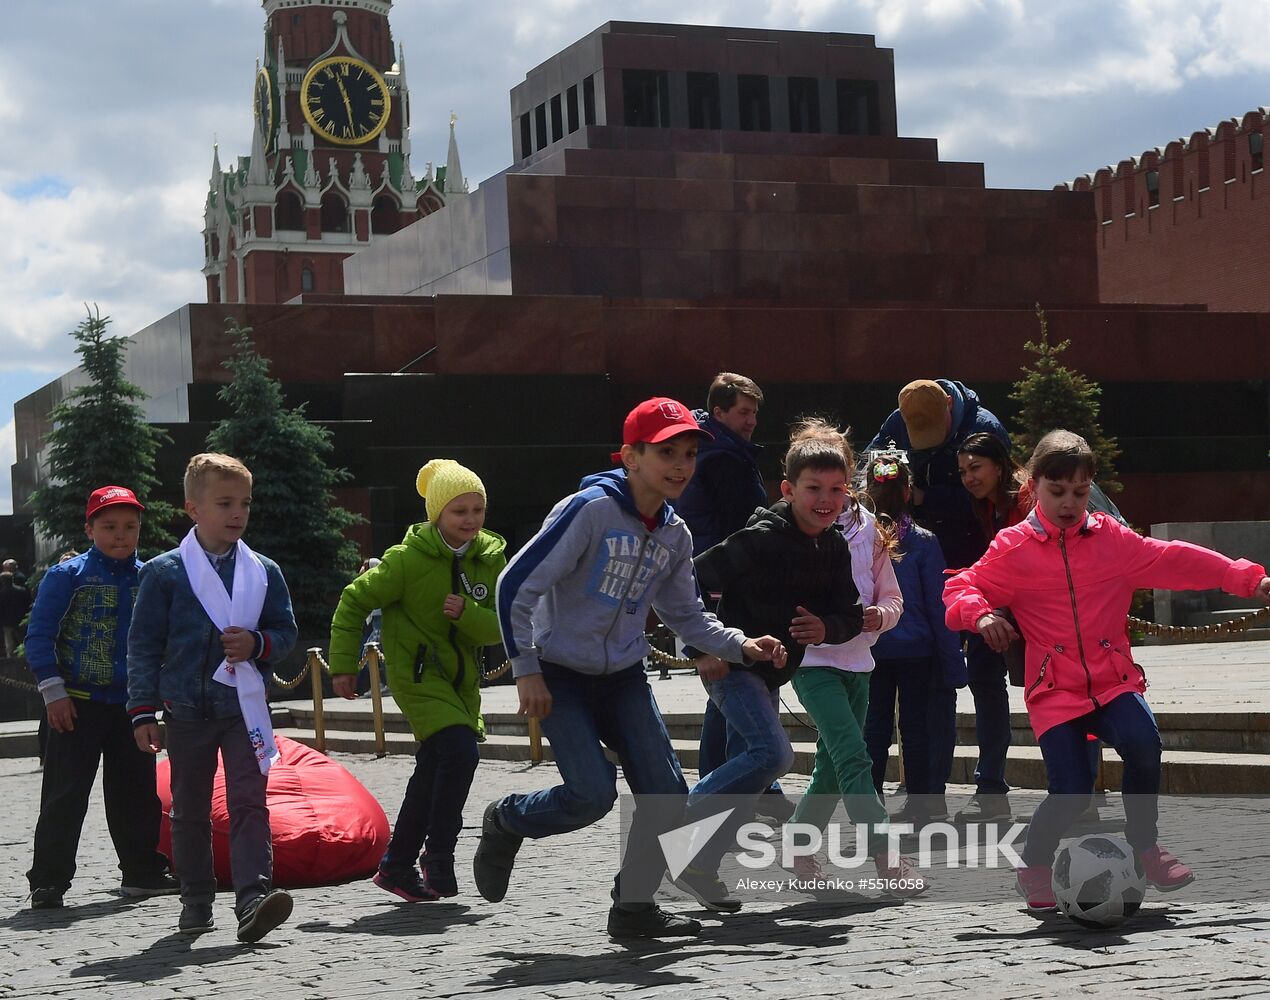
5 753 1270 999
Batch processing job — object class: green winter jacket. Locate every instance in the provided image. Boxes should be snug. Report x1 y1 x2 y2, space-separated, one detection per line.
328 522 507 742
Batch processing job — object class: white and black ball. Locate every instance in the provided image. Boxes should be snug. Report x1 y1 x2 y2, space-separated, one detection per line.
1052 834 1146 928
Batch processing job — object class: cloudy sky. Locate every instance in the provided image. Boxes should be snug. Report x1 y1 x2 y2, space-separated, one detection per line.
1 0 1266 513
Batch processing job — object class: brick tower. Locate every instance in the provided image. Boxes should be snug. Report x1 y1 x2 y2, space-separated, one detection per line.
202 0 462 304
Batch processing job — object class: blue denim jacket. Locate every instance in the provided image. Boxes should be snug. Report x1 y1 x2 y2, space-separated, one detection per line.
126 545 297 724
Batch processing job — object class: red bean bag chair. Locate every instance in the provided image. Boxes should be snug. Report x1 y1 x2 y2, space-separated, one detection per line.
156 735 389 888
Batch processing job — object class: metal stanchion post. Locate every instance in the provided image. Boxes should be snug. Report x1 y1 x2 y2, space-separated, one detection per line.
894 689 905 788
366 643 386 758
307 647 326 754
528 716 543 764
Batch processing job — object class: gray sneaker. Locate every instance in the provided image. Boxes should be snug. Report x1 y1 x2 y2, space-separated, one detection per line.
179 902 215 935
608 904 703 939
671 866 743 913
472 800 523 903
236 888 293 943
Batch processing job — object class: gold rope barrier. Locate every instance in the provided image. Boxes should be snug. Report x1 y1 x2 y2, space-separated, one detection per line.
1128 606 1270 641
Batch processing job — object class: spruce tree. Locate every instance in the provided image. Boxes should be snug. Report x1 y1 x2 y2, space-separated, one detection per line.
206 320 361 635
28 307 179 559
1010 305 1122 493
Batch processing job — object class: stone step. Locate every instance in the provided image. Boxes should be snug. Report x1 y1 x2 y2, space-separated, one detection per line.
285 706 1270 755
272 728 1270 795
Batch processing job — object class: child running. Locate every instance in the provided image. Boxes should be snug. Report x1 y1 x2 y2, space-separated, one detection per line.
479 397 786 940
330 460 506 901
688 418 867 904
944 430 1270 911
863 453 966 824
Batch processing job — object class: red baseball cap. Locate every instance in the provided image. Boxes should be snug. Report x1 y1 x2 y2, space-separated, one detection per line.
611 397 711 462
85 486 145 521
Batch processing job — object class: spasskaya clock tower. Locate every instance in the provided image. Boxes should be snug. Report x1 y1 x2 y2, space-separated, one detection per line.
203 0 463 304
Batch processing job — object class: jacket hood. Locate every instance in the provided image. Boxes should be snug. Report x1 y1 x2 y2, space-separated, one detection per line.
578 468 676 528
939 378 979 443
401 520 507 561
1023 504 1099 542
693 408 763 460
746 498 824 540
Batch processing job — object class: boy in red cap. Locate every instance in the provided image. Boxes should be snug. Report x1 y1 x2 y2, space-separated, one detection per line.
25 486 177 909
478 398 787 940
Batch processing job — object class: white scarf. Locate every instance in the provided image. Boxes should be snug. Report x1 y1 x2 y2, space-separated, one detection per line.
180 527 278 774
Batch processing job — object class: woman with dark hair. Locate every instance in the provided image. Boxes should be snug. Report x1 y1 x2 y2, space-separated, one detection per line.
956 432 1033 542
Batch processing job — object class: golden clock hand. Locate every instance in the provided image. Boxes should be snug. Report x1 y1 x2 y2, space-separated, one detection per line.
335 76 355 129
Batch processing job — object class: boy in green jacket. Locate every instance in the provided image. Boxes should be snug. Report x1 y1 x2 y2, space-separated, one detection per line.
330 460 506 901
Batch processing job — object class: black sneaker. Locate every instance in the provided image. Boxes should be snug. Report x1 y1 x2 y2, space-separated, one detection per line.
30 887 63 910
236 888 293 943
754 791 797 824
121 871 181 898
373 865 437 903
178 902 215 935
421 853 458 898
671 866 743 913
954 794 1013 823
473 800 522 903
607 904 703 940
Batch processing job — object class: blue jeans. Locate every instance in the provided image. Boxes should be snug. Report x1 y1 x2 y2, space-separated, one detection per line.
698 697 787 799
1023 692 1162 866
865 657 961 797
498 661 687 906
965 634 1011 795
382 725 479 871
687 668 794 871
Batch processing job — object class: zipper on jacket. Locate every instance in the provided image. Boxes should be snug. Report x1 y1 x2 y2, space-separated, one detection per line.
1057 531 1097 709
1025 652 1052 697
448 553 466 693
1107 640 1150 689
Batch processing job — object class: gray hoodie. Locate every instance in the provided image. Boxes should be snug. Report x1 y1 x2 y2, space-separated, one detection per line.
496 469 747 678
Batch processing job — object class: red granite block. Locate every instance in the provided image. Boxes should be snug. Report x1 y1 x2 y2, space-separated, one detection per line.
777 253 851 303
635 211 684 250
760 213 800 252
556 207 638 248
635 177 734 211
434 296 602 375
776 36 830 76
681 211 739 251
554 296 607 374
735 215 765 251
797 214 854 253
925 217 986 255
825 158 890 186
855 215 923 254
795 183 860 214
825 44 893 80
734 154 832 184
733 306 834 378
937 161 987 188
726 38 780 74
506 174 558 243
985 219 1051 257
554 175 636 208
735 251 780 298
602 306 670 380
508 245 574 295
369 304 436 372
601 30 677 69
570 247 642 297
857 185 916 216
942 308 1037 380
671 306 733 370
832 308 949 381
913 186 987 218
640 250 712 299
709 251 738 298
565 148 677 178
674 152 736 180
734 181 798 213
983 189 1051 220
673 35 728 73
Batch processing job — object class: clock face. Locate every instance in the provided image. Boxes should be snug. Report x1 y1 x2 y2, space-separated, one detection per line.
301 56 391 146
253 68 274 140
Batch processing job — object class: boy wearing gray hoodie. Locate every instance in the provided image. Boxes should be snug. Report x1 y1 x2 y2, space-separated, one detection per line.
476 397 786 940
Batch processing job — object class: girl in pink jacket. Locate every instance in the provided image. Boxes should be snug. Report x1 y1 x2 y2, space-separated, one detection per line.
944 430 1269 912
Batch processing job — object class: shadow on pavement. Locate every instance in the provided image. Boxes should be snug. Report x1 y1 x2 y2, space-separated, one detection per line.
3 896 146 929
72 930 284 983
954 905 1270 949
296 902 490 936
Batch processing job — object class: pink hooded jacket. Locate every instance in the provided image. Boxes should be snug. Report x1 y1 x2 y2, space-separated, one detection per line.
944 506 1266 738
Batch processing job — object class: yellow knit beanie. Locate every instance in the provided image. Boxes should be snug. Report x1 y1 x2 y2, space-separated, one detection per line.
416 459 486 523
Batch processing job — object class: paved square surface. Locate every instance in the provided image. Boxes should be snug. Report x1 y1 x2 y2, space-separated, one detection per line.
6 751 1270 999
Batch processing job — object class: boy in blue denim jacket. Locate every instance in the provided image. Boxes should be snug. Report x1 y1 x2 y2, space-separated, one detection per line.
128 454 297 943
25 486 177 909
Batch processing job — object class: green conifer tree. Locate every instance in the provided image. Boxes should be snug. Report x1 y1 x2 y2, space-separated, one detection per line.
206 320 360 634
1010 305 1122 492
28 307 178 559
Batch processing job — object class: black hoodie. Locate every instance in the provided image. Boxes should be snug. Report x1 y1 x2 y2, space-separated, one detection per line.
694 500 863 687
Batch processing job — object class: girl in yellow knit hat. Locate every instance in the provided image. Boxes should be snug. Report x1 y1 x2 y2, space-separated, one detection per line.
329 459 506 901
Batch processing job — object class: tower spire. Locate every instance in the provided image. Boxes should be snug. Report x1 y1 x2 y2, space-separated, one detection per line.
445 112 466 195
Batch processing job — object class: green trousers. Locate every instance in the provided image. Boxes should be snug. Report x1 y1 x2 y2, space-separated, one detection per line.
790 666 889 854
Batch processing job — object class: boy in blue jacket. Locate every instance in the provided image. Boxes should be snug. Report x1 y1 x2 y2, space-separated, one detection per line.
25 486 177 909
478 398 786 940
128 453 297 942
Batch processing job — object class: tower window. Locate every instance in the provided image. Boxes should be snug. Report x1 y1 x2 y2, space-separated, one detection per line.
320 192 348 233
788 77 820 134
686 72 720 130
519 113 532 160
623 70 670 128
275 190 304 231
1251 131 1264 172
534 103 547 150
582 75 596 126
566 85 579 133
737 75 771 132
1145 169 1159 208
301 266 315 292
371 194 399 234
550 94 563 142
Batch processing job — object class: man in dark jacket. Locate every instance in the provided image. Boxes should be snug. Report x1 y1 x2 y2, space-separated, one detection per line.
865 378 1013 822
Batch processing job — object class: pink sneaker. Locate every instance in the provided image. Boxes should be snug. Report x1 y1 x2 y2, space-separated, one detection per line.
1015 865 1057 912
873 853 929 899
1137 845 1194 891
790 854 823 880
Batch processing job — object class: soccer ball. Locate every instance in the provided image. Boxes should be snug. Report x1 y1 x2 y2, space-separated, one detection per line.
1052 834 1146 928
